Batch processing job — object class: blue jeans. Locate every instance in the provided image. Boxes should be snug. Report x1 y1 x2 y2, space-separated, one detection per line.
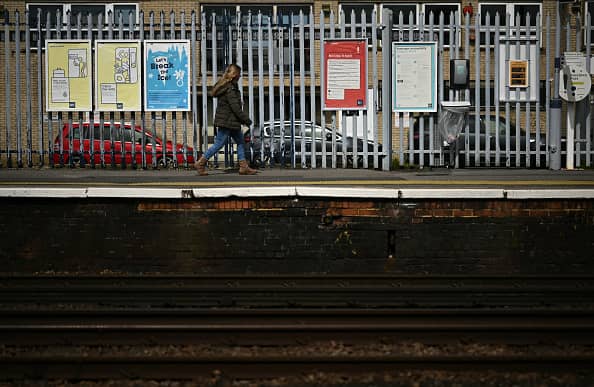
203 127 246 161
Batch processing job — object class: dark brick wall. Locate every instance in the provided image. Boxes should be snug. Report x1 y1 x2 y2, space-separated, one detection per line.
2 197 593 275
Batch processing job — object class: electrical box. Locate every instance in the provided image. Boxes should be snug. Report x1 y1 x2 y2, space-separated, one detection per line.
450 59 469 90
559 64 592 102
509 60 528 88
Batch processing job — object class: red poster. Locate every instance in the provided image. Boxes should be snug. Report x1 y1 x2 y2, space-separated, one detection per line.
323 39 367 110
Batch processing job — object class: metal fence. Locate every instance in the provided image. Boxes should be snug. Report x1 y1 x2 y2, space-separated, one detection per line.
1 8 593 170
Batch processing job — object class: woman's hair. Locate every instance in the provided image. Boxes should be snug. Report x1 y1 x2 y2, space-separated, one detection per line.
211 64 241 96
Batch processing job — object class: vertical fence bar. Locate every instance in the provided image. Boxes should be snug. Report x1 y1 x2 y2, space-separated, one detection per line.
160 11 167 168
382 9 392 171
200 12 208 158
170 10 177 168
65 10 75 168
514 13 521 167
470 11 478 166
37 9 44 166
279 16 286 166
299 11 306 168
180 11 188 168
247 12 255 168
139 10 147 169
47 11 55 168
76 11 85 169
525 13 532 168
329 10 336 169
289 13 296 169
427 11 435 168
361 10 368 169
371 9 378 169
535 13 542 168
484 12 491 167
320 11 326 168
107 11 117 169
545 13 551 169
256 13 264 169
190 11 198 167
408 11 417 167
504 12 511 167
586 12 592 167
438 12 446 166
211 12 218 167
402 12 412 165
495 13 501 167
24 10 33 168
309 10 317 168
63 11 73 167
472 11 479 166
25 10 33 167
260 16 276 166
129 10 137 169
88 12 96 168
97 12 105 168
576 15 583 168
5 10 12 167
65 11 74 168
12 10 21 167
549 8 562 170
149 12 157 169
350 10 358 169
341 10 348 168
231 10 241 168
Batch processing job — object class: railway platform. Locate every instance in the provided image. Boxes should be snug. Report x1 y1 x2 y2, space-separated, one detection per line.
1 166 594 199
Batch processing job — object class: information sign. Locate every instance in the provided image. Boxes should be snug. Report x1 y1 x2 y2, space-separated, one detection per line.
95 40 142 111
144 40 191 111
45 40 92 111
392 42 437 112
323 39 367 110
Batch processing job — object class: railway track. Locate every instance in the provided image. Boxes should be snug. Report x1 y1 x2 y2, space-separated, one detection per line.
1 309 594 381
1 275 593 382
1 274 594 309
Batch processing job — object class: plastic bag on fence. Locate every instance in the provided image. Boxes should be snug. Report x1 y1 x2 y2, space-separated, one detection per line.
438 102 470 145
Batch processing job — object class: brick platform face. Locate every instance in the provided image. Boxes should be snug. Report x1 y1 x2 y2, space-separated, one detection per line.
2 198 594 275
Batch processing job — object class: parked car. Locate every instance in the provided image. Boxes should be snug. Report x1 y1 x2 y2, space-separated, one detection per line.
412 114 548 167
53 122 195 167
244 120 383 168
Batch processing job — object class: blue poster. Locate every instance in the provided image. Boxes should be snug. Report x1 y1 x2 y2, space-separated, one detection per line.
144 40 190 111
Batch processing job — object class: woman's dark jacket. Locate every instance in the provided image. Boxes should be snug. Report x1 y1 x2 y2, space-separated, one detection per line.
212 81 252 130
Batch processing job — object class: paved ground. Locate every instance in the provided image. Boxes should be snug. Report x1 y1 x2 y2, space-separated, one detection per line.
1 165 594 190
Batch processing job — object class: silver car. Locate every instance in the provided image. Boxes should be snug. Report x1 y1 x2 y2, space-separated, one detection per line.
245 120 382 168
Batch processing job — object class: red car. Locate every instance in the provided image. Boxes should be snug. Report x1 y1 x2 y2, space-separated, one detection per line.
52 122 195 167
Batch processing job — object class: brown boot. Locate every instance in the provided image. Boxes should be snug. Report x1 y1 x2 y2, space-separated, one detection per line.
238 160 257 175
195 156 208 176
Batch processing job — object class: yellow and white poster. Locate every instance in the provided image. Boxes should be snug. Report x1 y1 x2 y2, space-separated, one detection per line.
95 40 142 111
45 40 92 111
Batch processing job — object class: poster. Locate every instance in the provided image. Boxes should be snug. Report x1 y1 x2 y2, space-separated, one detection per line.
95 40 142 111
45 40 92 111
323 39 367 110
392 42 437 112
144 40 191 111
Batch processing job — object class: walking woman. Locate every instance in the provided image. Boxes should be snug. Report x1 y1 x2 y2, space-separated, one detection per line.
195 63 257 175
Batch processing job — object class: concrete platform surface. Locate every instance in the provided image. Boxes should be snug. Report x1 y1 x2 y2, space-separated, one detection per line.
1 166 594 198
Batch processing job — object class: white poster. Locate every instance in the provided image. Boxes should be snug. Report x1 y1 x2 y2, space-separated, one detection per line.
327 59 361 100
392 42 438 112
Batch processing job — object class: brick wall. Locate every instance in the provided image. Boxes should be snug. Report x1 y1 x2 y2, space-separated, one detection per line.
2 197 593 275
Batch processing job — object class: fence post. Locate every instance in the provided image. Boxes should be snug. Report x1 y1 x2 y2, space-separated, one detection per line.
549 9 562 170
